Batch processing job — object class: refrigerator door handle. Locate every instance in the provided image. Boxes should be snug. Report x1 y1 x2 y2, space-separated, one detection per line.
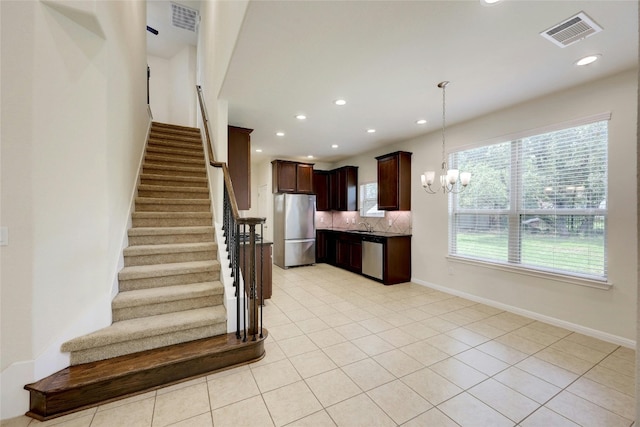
286 238 315 243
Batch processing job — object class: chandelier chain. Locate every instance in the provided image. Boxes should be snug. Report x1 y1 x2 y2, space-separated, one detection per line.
441 82 447 170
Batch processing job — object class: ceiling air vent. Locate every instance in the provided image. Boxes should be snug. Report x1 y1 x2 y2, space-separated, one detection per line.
171 3 199 32
540 11 602 48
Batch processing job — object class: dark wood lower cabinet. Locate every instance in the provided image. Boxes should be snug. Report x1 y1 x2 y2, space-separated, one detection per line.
336 237 361 274
317 230 410 284
240 242 272 300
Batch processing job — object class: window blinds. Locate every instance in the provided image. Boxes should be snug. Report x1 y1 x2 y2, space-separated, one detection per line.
450 120 608 280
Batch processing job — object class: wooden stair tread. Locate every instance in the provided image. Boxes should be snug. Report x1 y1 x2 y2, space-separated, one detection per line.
25 331 267 421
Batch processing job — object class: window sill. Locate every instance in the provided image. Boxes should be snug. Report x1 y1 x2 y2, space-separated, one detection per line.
446 255 612 290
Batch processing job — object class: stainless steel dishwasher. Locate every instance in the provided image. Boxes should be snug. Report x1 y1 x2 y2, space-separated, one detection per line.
361 235 384 280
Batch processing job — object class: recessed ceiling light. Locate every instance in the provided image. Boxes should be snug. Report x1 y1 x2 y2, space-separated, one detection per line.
307 155 314 159
331 144 339 149
276 131 285 137
296 114 307 120
334 99 347 106
255 149 263 153
416 119 427 125
481 0 501 4
367 129 376 133
576 54 601 66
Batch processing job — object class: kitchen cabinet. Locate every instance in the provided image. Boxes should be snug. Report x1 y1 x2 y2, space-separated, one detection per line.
297 163 314 193
240 242 273 301
330 166 358 211
376 151 412 211
335 233 362 273
316 229 330 263
317 230 411 285
228 126 253 210
313 170 331 211
314 166 358 211
272 160 314 194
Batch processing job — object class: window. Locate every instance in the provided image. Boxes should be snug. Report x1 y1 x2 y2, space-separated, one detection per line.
450 118 608 281
360 182 385 217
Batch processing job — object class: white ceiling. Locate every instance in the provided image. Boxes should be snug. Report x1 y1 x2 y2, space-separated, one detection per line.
219 0 638 164
147 0 199 59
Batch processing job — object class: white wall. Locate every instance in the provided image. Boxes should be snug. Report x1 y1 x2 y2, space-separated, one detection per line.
148 54 170 123
148 45 197 127
196 0 249 221
0 0 148 418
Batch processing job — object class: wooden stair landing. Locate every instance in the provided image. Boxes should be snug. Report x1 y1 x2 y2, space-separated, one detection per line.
25 330 267 421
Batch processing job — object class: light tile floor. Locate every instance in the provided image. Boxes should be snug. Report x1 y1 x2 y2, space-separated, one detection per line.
4 264 636 427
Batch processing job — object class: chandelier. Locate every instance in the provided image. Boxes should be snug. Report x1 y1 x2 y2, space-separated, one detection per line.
421 81 471 194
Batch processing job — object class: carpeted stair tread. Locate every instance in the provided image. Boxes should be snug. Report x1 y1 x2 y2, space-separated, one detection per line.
152 121 201 133
135 197 211 205
127 226 215 245
124 242 216 257
137 184 209 195
119 260 219 281
128 226 214 237
148 139 204 152
112 282 223 309
132 211 212 220
144 153 205 166
139 174 208 187
150 127 201 138
142 163 207 175
146 146 204 158
61 306 226 352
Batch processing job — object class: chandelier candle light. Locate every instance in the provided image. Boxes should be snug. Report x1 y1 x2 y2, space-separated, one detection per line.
421 81 471 194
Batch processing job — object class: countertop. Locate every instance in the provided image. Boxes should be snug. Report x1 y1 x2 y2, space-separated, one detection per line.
317 228 412 238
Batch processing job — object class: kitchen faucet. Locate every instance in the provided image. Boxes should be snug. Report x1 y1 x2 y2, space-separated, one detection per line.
359 221 373 232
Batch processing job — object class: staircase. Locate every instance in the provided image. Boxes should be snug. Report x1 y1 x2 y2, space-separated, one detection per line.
24 122 266 421
61 122 226 364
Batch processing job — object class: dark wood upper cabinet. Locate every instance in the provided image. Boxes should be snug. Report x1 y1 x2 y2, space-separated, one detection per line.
330 166 358 211
296 163 314 193
313 170 331 211
227 126 253 210
376 151 412 211
272 160 314 194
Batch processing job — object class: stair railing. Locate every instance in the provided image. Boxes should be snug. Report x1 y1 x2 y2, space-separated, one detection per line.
196 85 265 341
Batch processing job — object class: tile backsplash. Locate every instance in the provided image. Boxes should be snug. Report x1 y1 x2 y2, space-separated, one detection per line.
315 210 412 234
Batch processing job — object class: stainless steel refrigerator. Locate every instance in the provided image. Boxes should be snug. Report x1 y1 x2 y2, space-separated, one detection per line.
273 193 316 268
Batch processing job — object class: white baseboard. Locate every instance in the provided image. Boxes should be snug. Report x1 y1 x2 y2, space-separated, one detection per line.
411 277 636 349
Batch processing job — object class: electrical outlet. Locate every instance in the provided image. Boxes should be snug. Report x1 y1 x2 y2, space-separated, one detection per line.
320 217 324 223
388 219 392 226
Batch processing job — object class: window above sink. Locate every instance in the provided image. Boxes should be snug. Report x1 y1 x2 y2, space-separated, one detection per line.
360 182 384 218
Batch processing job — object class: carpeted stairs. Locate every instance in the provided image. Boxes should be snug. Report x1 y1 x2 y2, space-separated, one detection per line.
61 122 226 365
